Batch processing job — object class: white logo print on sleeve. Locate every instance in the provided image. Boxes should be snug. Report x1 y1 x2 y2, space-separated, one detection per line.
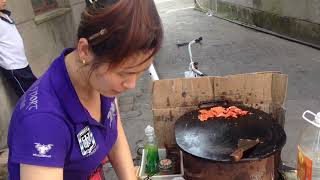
107 101 116 128
20 80 40 110
26 84 39 111
33 143 53 158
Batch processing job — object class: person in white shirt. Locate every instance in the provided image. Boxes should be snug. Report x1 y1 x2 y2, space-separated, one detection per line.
0 0 37 97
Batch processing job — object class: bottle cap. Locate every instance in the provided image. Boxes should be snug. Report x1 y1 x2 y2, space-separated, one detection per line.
145 125 154 136
302 110 320 128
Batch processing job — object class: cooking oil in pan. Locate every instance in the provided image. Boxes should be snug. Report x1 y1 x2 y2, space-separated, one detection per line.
297 110 320 180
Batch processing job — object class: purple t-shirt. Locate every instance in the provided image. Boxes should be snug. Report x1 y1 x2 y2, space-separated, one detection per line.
8 48 118 180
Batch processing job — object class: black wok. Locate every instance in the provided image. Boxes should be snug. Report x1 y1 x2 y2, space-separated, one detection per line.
174 104 286 162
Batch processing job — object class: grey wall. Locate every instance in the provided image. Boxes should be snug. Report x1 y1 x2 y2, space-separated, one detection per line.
0 0 85 149
219 0 320 24
198 0 320 46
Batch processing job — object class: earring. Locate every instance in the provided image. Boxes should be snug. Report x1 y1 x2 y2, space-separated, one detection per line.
82 59 86 64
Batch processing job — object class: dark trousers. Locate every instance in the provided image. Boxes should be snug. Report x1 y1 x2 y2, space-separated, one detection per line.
0 65 37 97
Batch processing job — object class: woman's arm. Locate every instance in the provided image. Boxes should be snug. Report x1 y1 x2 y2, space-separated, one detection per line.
20 164 63 180
108 98 136 180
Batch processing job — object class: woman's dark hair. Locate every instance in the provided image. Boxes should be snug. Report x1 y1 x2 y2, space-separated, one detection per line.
78 0 163 68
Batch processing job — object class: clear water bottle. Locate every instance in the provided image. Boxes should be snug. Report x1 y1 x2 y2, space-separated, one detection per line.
144 125 160 176
297 110 320 180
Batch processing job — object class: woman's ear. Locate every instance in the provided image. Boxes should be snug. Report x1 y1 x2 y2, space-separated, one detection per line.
77 38 93 63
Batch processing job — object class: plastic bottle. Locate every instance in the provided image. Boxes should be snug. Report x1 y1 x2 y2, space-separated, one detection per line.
297 110 320 180
144 125 160 176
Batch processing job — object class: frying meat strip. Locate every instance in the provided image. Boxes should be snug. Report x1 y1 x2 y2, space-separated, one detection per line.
198 106 250 121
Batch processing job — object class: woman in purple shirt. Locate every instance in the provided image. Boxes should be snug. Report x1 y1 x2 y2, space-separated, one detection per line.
7 0 163 179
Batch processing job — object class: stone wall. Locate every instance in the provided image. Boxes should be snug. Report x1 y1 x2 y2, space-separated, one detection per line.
197 0 320 46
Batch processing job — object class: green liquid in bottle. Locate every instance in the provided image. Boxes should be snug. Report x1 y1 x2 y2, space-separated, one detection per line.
145 144 160 176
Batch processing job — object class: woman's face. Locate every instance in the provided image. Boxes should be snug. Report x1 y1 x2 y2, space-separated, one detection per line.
88 52 154 97
0 0 6 10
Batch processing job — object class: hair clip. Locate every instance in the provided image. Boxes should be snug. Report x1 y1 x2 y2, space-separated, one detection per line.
88 28 108 42
86 0 117 9
88 0 98 4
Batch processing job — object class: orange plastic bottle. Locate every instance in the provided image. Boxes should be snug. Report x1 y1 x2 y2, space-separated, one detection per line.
297 110 320 180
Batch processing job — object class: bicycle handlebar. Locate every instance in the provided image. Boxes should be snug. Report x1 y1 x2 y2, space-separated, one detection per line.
195 37 203 43
176 37 203 47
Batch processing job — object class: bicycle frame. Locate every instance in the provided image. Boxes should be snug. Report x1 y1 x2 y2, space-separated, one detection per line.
148 63 159 81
